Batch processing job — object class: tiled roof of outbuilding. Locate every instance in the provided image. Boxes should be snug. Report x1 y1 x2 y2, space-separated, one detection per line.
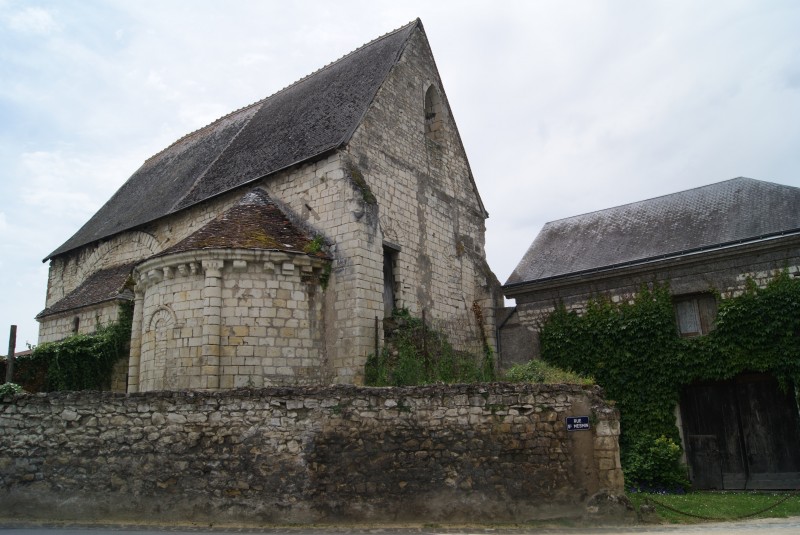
505 177 800 286
157 189 328 258
36 262 135 319
46 19 422 261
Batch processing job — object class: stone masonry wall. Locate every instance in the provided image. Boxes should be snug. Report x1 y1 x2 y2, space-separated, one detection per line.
131 249 329 392
44 231 163 310
38 301 123 344
0 384 623 524
252 153 379 383
40 194 242 342
41 152 365 383
346 26 502 358
41 148 388 385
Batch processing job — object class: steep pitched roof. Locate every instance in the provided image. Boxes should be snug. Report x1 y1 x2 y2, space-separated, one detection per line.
36 262 135 319
157 189 328 258
46 19 421 261
506 178 800 287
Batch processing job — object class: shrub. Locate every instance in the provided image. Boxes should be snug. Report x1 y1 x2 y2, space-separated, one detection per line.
0 382 23 397
624 435 689 492
365 309 494 386
504 359 594 385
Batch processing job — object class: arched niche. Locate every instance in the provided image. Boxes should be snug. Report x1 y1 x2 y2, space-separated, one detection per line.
424 85 444 142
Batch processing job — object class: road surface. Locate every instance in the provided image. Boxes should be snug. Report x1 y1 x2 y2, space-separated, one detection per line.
2 517 800 534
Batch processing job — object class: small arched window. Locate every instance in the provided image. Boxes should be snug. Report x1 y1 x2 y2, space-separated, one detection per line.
424 85 443 142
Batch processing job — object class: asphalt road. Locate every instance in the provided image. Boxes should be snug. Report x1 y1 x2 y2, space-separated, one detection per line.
2 517 800 534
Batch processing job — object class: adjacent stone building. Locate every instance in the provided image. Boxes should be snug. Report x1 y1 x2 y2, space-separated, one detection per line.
503 177 800 489
37 19 502 391
503 177 800 351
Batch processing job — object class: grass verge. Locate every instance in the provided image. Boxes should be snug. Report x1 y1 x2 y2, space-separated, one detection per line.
627 491 800 524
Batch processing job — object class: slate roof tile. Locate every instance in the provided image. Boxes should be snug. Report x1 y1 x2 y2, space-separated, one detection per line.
506 178 800 286
37 262 136 319
158 189 329 258
46 19 421 260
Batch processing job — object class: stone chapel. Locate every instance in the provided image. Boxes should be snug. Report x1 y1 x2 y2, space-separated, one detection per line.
37 19 502 391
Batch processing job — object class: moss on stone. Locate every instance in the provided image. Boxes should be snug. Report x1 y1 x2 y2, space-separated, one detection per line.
347 164 377 205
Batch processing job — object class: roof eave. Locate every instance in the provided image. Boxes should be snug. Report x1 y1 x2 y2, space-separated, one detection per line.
35 295 132 321
43 146 346 263
504 231 800 297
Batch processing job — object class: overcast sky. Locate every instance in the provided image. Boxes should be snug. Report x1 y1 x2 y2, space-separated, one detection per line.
1 0 799 352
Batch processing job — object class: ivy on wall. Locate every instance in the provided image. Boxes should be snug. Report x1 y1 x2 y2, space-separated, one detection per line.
3 302 133 392
539 271 800 489
686 274 800 383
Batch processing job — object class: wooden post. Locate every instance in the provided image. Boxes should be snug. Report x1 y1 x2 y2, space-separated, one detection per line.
374 316 379 356
422 309 428 374
5 325 16 384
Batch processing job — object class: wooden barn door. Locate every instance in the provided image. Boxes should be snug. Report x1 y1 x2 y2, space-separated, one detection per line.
680 373 800 490
736 374 800 488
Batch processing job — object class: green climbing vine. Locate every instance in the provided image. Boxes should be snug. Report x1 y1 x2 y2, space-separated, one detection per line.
3 302 134 392
538 271 800 490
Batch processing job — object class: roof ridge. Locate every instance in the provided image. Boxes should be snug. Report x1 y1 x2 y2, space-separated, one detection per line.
143 99 266 166
141 19 420 168
333 18 420 151
269 18 419 101
168 18 420 215
166 94 265 213
506 176 800 286
45 19 424 261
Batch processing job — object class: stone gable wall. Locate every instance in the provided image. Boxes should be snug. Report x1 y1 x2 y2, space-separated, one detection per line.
0 384 624 524
347 27 502 357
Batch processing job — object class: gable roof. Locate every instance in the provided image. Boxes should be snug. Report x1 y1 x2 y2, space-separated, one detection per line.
157 189 329 258
36 262 135 319
46 19 422 261
505 177 800 287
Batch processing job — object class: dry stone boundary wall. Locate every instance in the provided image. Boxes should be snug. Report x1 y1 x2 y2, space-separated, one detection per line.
0 384 624 524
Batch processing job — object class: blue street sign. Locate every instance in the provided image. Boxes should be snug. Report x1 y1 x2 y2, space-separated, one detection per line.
566 416 590 431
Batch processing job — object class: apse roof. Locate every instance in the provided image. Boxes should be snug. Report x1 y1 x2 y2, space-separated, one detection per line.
157 189 329 259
